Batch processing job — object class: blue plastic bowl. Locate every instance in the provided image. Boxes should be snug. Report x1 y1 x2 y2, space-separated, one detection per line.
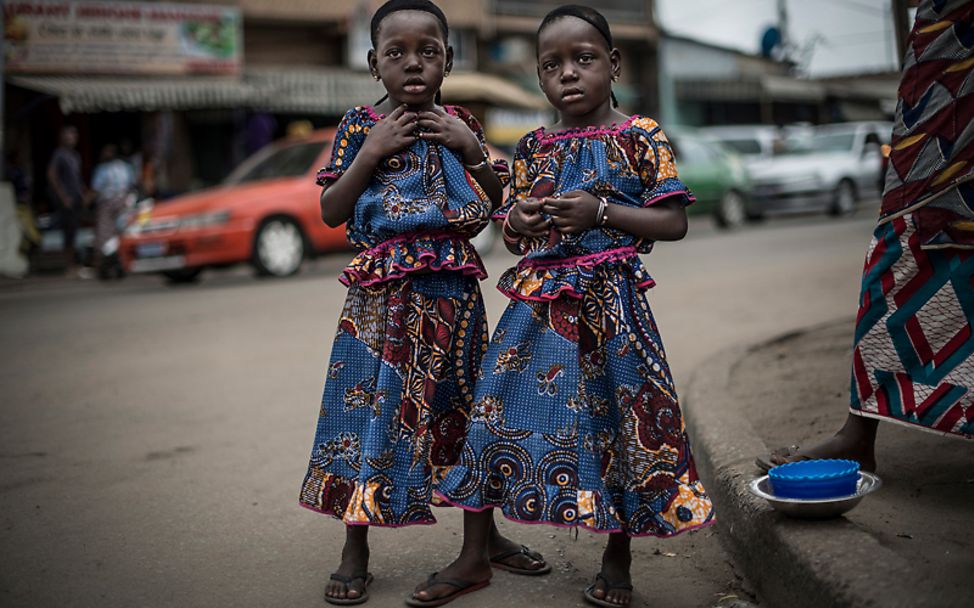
768 459 860 499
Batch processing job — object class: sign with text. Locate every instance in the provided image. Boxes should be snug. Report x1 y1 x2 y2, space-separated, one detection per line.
4 1 241 75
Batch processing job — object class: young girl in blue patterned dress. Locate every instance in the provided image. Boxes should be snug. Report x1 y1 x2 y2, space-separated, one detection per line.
298 1 546 604
415 6 715 608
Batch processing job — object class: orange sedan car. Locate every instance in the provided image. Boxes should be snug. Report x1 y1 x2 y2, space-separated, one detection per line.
121 128 349 282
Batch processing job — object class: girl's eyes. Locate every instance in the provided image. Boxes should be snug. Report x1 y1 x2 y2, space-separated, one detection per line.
421 47 440 57
578 54 595 64
386 49 402 58
542 61 558 72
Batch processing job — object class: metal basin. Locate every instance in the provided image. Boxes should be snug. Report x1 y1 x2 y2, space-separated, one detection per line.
748 471 882 519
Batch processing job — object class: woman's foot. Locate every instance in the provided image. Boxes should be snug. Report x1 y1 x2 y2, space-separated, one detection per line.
764 413 879 472
325 528 370 603
587 534 632 607
487 522 550 574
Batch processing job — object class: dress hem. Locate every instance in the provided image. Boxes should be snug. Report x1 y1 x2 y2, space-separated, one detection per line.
297 500 440 528
849 407 973 440
432 490 716 539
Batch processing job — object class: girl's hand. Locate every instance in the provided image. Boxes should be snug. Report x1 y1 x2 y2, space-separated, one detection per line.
508 198 550 237
415 108 484 165
542 190 601 234
359 105 418 162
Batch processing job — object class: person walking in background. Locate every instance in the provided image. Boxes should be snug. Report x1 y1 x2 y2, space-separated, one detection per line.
759 0 974 472
46 126 89 277
91 143 136 280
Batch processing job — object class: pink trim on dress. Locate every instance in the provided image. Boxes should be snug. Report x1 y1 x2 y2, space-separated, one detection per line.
519 246 639 270
537 115 639 143
362 104 461 122
432 491 715 539
338 230 487 287
298 501 438 528
643 190 696 207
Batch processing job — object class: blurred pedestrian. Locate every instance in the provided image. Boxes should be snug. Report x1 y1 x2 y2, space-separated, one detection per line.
759 0 974 472
91 143 135 280
424 6 714 608
46 126 89 277
295 1 527 605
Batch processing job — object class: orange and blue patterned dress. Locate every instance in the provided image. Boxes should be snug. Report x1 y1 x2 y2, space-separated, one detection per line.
298 105 507 526
436 116 716 537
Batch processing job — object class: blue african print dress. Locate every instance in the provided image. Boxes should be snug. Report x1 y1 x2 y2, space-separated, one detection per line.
436 116 715 537
298 105 508 526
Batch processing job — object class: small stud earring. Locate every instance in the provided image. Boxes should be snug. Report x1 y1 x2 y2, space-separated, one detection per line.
372 73 380 81
611 75 619 82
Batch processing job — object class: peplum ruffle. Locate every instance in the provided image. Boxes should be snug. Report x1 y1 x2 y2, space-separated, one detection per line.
340 231 487 287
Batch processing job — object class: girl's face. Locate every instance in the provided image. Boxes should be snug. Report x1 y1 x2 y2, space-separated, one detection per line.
537 17 621 122
369 10 453 111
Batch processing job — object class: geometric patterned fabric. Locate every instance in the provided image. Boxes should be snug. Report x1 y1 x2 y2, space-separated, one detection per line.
851 0 974 438
879 0 974 248
851 215 974 437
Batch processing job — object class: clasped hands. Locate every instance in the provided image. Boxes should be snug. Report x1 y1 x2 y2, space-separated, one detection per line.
507 191 603 237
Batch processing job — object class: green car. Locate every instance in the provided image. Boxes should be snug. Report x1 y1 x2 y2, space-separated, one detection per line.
666 129 752 228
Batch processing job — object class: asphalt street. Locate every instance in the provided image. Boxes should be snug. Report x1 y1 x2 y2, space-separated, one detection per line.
0 211 877 607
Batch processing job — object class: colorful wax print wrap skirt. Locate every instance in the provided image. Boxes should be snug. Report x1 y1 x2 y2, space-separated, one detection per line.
850 0 974 438
852 214 974 438
436 261 715 537
299 272 488 526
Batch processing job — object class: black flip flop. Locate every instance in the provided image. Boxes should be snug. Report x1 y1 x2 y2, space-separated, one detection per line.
325 572 373 606
583 572 633 608
489 544 552 576
404 572 490 607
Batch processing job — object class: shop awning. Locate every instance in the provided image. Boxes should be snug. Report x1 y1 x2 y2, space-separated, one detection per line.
8 68 547 114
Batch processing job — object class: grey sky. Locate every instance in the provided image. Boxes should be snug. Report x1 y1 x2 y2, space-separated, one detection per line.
656 0 903 77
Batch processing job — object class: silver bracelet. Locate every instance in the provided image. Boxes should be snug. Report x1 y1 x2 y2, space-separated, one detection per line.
464 155 489 171
596 196 609 226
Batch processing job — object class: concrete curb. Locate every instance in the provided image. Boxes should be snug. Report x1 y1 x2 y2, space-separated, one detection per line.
683 320 934 608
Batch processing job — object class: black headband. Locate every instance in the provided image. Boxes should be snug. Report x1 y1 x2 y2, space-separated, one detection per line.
370 0 449 47
538 4 613 49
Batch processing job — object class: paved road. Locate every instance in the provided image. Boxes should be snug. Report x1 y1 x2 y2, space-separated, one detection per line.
0 212 877 607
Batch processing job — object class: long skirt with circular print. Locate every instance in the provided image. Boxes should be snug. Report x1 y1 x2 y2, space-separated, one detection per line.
436 263 715 537
299 272 488 526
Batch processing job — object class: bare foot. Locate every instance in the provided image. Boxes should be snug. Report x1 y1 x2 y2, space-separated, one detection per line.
324 534 370 602
769 414 878 472
588 536 632 606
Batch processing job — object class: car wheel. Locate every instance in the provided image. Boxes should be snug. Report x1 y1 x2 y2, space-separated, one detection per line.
163 268 203 284
714 190 747 229
253 217 305 277
830 180 857 217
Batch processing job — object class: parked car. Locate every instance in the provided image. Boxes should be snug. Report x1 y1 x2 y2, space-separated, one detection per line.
667 129 753 228
699 124 814 165
121 130 508 282
744 121 892 218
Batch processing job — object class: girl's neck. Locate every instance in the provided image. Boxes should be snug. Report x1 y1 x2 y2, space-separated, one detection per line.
374 95 437 115
555 104 628 132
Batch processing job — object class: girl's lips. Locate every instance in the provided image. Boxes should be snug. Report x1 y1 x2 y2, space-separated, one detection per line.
404 82 427 94
561 89 584 102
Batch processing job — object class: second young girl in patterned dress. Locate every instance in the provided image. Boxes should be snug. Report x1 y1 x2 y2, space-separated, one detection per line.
298 0 547 604
416 5 715 608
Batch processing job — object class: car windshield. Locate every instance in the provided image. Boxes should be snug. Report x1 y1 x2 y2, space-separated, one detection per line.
718 138 763 156
786 132 855 154
224 141 328 185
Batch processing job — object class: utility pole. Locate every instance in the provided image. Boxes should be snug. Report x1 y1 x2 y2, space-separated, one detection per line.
777 0 791 65
892 0 912 67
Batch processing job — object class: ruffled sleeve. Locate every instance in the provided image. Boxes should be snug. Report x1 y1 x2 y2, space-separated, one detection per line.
629 117 695 207
450 106 510 187
315 107 370 187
